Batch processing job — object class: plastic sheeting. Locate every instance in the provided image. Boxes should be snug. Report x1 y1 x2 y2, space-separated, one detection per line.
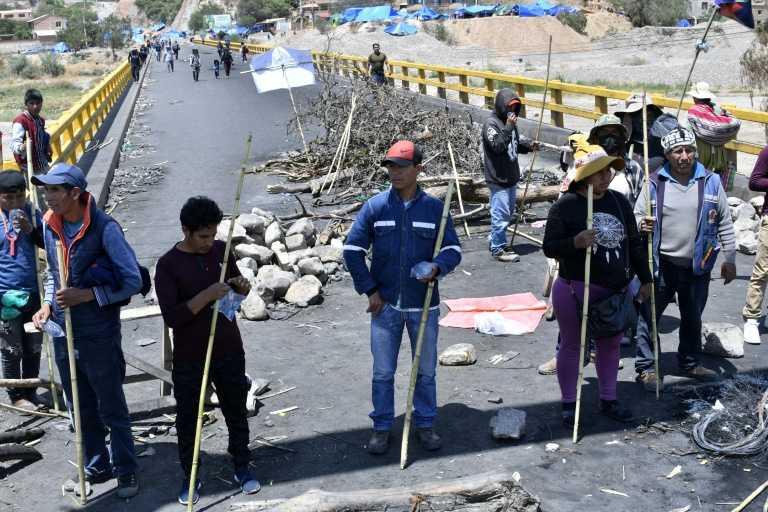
410 6 441 20
249 46 316 93
51 42 69 53
439 292 547 334
354 5 399 22
384 21 418 36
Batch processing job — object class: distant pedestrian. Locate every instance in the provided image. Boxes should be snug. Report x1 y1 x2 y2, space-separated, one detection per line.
367 43 388 85
221 48 233 78
240 44 249 63
12 89 52 177
172 41 180 60
164 48 174 72
139 44 148 64
129 48 141 80
190 49 201 82
154 42 161 62
213 59 220 79
217 40 224 59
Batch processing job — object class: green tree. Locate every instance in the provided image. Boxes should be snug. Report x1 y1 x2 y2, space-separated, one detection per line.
99 15 131 56
189 2 223 32
135 0 182 23
237 0 291 25
610 0 688 27
57 2 100 50
0 19 33 39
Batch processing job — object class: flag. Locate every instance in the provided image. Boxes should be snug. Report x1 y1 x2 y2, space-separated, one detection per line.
715 0 755 29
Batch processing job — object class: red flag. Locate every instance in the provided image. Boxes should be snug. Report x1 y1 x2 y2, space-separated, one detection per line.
715 0 756 29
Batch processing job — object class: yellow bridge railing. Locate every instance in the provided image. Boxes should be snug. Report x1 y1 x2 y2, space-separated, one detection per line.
195 36 765 158
1 60 133 172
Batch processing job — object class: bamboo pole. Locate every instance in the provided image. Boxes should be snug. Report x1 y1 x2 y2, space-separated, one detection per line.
731 479 768 512
400 178 456 470
322 94 356 193
56 241 86 504
187 135 253 512
572 183 593 444
509 35 552 248
27 142 61 413
675 7 718 118
448 142 471 239
282 67 308 154
642 92 661 400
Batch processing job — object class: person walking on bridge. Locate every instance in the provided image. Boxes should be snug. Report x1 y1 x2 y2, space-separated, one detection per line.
482 88 539 263
11 89 52 177
742 145 768 345
240 43 249 63
172 40 180 60
222 47 233 78
128 48 142 81
367 43 388 85
164 47 174 72
190 48 201 82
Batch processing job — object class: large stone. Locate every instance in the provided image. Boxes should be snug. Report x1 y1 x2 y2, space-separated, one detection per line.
439 343 477 366
264 222 284 247
314 244 344 264
255 265 297 303
236 214 267 236
732 202 756 223
490 408 526 441
275 250 296 271
235 244 275 265
271 241 286 254
286 218 316 243
737 230 759 255
727 196 744 208
216 220 249 244
323 262 340 275
750 195 765 212
241 290 269 321
734 217 759 234
236 265 255 282
702 322 744 358
251 207 275 224
285 233 308 252
298 257 327 284
238 257 258 271
330 238 344 249
285 275 322 306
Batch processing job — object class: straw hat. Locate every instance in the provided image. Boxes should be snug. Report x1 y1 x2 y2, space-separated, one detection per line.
615 92 662 116
687 81 717 101
588 114 628 144
573 144 624 183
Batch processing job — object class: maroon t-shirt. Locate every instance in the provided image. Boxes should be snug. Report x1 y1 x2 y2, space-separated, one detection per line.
155 240 244 363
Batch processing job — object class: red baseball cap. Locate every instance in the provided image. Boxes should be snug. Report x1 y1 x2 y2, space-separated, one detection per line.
381 140 423 167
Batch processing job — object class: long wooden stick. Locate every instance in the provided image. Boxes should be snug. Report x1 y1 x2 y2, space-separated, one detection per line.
642 92 661 400
400 178 456 470
56 241 86 504
282 67 308 153
327 95 358 194
731 479 768 512
187 135 253 512
448 142 471 239
26 142 61 413
509 35 552 248
322 94 356 193
675 7 718 118
572 183 593 444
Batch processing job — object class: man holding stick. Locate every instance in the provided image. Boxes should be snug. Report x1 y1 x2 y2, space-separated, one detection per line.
634 128 737 389
344 141 462 455
154 196 260 506
31 163 141 498
0 171 46 412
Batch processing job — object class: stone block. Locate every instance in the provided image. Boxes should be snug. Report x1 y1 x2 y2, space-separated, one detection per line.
264 221 284 247
235 244 274 265
315 244 344 263
285 275 322 306
241 290 269 321
490 408 526 441
216 220 249 244
255 265 297 303
236 214 267 236
285 233 308 252
703 322 744 358
439 343 477 366
286 218 316 243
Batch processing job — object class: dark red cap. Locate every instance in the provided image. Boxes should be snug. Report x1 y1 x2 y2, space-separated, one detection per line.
381 140 423 167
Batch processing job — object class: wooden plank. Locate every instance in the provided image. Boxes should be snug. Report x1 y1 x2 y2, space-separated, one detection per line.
122 352 174 387
120 304 162 321
161 325 173 397
128 395 176 419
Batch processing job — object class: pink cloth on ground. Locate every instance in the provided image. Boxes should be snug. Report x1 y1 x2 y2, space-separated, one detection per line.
439 292 547 333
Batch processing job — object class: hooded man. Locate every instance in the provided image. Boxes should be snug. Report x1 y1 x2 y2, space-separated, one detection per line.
482 88 538 262
633 127 737 390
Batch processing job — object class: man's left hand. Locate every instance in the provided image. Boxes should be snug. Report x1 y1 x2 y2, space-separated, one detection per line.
12 212 32 234
636 283 652 303
417 265 439 284
531 141 541 151
56 288 95 308
721 262 737 285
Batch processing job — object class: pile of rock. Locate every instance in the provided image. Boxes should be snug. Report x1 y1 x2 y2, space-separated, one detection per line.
729 196 764 255
219 208 346 321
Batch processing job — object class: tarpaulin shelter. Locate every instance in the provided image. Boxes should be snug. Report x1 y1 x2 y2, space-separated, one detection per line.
354 5 398 22
342 7 363 22
454 4 497 17
330 13 345 25
515 4 548 16
495 4 516 15
411 6 441 20
676 19 691 27
51 42 69 53
384 21 418 35
152 23 166 31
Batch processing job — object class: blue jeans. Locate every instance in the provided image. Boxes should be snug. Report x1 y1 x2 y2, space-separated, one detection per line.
54 333 137 477
371 71 386 85
488 183 517 255
370 304 439 431
635 258 710 374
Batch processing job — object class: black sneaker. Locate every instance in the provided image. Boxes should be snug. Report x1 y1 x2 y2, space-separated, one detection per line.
366 430 390 455
415 428 442 451
561 402 576 427
178 478 202 506
117 472 139 499
600 400 633 423
234 467 261 495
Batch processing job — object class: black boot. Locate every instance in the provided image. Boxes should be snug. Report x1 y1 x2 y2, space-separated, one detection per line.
561 402 576 427
600 400 633 423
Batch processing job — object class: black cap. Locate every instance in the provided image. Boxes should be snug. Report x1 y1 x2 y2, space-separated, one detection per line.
0 171 27 193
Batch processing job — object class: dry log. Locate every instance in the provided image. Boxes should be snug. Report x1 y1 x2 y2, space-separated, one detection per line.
426 183 559 205
228 471 541 512
454 204 488 221
0 443 42 462
0 428 44 445
0 378 50 389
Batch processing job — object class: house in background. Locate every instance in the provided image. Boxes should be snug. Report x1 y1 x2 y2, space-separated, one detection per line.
27 13 67 42
0 9 33 21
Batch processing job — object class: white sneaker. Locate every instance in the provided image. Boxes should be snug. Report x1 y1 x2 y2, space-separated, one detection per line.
744 319 762 345
493 251 519 263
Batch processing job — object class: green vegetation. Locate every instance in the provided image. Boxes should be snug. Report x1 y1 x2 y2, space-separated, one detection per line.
189 2 224 32
39 53 65 77
423 22 456 46
237 0 292 27
135 0 181 23
0 83 81 121
609 0 688 27
556 11 587 35
0 18 32 39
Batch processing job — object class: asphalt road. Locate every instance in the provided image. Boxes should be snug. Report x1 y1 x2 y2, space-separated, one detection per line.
2 44 768 512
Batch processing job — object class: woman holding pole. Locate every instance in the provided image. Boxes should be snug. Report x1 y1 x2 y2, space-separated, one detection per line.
543 144 653 428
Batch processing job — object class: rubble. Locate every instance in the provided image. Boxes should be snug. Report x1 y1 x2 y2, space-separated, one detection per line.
439 343 478 366
490 407 527 440
729 196 763 255
285 275 323 306
702 322 744 358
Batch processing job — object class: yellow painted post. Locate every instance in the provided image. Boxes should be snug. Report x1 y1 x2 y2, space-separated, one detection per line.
485 78 494 109
437 71 446 100
516 83 527 118
459 74 469 104
402 66 410 90
595 95 608 115
551 88 564 128
418 68 427 95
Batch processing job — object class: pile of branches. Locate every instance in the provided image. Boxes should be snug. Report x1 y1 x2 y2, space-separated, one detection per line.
686 374 768 458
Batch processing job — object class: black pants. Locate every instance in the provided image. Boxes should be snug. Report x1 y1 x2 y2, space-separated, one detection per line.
173 354 250 477
0 300 42 402
224 61 231 77
131 65 140 81
193 67 200 81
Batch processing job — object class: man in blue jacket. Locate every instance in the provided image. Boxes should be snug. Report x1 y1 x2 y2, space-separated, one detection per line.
31 163 142 498
344 141 462 455
634 127 737 391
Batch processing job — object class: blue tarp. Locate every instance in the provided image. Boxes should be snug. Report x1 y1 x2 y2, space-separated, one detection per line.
354 5 398 22
515 4 548 16
384 21 418 35
152 23 166 31
410 6 440 20
677 19 691 27
51 42 69 53
342 7 363 22
165 30 184 40
455 4 497 17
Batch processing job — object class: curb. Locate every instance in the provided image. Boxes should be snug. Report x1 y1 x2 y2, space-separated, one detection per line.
86 60 151 209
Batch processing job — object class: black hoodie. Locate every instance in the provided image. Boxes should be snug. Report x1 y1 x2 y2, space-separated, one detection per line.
482 89 533 187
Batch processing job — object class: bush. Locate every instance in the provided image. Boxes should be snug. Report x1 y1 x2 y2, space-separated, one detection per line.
20 63 41 79
39 53 65 77
556 11 587 34
316 19 331 34
9 55 27 75
424 22 456 46
610 0 688 27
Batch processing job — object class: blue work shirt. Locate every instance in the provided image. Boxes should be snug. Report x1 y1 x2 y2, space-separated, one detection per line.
0 204 43 295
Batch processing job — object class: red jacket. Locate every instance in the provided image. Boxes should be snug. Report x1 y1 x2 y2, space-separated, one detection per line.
12 112 52 172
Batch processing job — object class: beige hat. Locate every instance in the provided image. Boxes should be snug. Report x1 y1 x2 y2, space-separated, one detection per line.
687 82 716 101
573 144 624 183
615 92 660 115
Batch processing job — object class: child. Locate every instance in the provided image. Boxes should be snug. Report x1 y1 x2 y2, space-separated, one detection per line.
213 59 220 79
154 196 260 506
190 49 201 82
11 89 52 176
343 141 462 455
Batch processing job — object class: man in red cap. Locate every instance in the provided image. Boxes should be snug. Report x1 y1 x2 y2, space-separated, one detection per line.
344 141 462 455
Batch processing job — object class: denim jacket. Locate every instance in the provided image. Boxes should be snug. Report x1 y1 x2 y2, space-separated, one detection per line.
343 187 462 310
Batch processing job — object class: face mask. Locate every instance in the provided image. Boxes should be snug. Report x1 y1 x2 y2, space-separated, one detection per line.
599 135 621 156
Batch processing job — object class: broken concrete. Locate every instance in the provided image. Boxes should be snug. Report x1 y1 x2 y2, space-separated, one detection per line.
439 343 478 366
702 322 744 358
490 407 527 441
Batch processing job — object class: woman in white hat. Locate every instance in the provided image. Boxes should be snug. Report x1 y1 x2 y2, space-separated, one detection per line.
543 145 652 427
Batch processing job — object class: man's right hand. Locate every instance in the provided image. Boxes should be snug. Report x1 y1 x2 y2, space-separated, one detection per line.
574 229 595 249
639 216 656 233
506 113 518 127
32 303 51 330
367 291 384 316
206 282 231 302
